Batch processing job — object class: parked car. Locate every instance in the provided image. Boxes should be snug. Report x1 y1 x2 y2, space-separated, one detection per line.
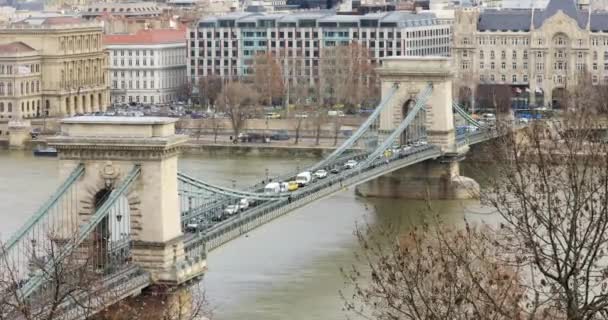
265 112 281 119
343 160 358 169
314 169 328 179
330 167 341 174
328 110 345 117
271 130 290 141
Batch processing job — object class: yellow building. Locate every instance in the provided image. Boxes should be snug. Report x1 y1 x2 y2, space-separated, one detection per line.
0 16 109 117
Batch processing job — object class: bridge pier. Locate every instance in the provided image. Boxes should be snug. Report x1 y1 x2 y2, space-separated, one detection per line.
48 116 207 287
356 159 479 200
368 56 479 200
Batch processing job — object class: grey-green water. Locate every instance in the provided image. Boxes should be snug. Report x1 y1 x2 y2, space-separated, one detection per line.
0 150 492 320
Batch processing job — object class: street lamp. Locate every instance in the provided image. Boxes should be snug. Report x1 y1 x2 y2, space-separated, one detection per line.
265 168 269 182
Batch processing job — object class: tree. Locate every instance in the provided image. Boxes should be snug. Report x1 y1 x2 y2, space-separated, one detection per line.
483 115 608 320
216 82 259 138
251 53 284 106
197 75 223 109
342 220 528 320
476 84 512 115
344 108 608 319
319 43 378 109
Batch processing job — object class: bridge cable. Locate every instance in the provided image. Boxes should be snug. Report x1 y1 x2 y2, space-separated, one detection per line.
19 165 142 299
309 84 400 172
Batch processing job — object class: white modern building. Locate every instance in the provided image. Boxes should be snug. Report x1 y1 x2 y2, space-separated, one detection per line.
188 11 451 85
104 28 187 105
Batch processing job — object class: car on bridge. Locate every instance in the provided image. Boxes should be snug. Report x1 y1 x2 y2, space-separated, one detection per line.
239 198 250 210
343 160 358 169
224 204 240 216
287 181 299 191
314 169 328 179
296 171 313 186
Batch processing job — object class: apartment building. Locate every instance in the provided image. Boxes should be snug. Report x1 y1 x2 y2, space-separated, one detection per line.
104 28 187 105
187 11 451 85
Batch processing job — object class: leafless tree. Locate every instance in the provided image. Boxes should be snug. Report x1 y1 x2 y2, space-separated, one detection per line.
483 113 608 320
342 219 529 320
476 84 512 116
216 82 259 138
197 76 223 109
209 116 223 144
319 43 378 109
0 234 211 320
251 52 284 107
331 116 341 146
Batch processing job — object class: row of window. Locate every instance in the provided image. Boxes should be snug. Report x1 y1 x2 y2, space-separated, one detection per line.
59 34 102 53
110 49 155 57
112 70 155 77
191 28 449 41
112 80 155 89
111 94 177 104
0 64 40 75
0 80 40 96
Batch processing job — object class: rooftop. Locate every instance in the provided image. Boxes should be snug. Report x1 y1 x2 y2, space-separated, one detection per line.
0 42 36 54
478 0 608 31
104 28 186 46
198 10 439 28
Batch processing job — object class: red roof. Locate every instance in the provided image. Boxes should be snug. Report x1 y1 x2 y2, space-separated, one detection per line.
0 42 36 54
103 28 186 45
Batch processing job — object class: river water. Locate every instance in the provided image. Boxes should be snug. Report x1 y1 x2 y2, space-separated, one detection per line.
0 150 492 320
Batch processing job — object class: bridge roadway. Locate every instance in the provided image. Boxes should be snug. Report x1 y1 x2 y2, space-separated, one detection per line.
183 144 440 254
182 128 499 256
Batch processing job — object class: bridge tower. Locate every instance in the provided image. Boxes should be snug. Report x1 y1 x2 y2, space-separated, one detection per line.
359 56 479 199
48 117 206 286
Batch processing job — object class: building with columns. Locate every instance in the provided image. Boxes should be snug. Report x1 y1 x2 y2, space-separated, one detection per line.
104 28 187 105
453 0 608 107
0 16 109 117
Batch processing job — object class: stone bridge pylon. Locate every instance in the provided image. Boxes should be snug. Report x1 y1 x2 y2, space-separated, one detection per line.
48 117 207 286
357 56 480 200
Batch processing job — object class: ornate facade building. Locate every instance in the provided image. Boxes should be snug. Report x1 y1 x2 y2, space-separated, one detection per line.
0 16 108 117
453 0 608 107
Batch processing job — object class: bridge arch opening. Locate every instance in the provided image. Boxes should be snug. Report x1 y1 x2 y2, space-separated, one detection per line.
401 98 426 145
92 187 132 273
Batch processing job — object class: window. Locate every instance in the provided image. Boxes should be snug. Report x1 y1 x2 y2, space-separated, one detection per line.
480 62 484 69
501 75 506 82
501 62 506 69
512 62 517 69
594 63 598 70
524 62 528 69
537 75 543 84
523 50 528 59
512 75 517 83
491 62 495 70
523 75 528 82
501 50 506 59
490 50 495 59
479 50 484 59
490 74 495 82
512 50 517 59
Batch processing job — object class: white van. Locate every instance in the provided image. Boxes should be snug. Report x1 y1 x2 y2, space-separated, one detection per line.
295 171 313 187
264 182 281 194
265 182 288 193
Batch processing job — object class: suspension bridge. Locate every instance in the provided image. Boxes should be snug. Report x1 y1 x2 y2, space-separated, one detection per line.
0 57 516 319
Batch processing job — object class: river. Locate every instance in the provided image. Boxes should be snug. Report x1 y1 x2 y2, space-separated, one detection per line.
0 150 492 320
